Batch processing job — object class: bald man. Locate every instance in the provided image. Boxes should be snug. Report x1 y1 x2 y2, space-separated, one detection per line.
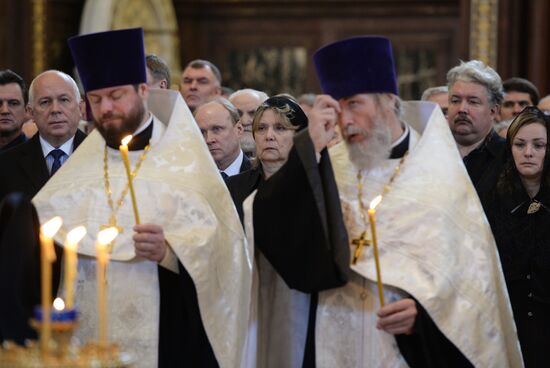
229 88 268 157
194 97 251 176
0 70 86 202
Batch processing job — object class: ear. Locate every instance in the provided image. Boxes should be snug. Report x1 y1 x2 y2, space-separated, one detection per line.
160 80 169 89
491 103 500 121
78 99 84 118
138 83 149 100
235 121 244 137
26 104 33 118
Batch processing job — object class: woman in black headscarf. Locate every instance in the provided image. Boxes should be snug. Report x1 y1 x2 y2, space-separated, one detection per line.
226 94 308 223
481 106 550 368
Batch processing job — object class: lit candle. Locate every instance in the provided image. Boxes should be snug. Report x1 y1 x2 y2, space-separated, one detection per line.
96 227 118 347
119 135 140 225
63 226 86 309
39 216 63 353
368 195 385 307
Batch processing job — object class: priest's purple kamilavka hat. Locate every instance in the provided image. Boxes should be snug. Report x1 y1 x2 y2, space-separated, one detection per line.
313 36 398 99
68 28 146 93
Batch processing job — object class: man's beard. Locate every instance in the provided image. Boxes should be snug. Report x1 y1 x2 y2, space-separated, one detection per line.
345 119 392 171
94 102 145 147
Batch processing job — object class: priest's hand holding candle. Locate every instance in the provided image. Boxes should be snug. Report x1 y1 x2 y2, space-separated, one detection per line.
96 226 119 347
64 226 86 309
120 135 140 225
40 216 63 353
368 195 385 307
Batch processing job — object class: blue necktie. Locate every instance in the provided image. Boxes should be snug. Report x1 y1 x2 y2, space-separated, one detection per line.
220 171 228 179
49 149 65 176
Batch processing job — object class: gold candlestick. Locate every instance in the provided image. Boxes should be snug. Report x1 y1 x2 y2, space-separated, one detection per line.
119 135 140 225
368 195 385 307
96 227 118 348
39 216 63 354
63 226 86 309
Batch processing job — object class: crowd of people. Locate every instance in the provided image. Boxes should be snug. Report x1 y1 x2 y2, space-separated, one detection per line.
0 26 548 368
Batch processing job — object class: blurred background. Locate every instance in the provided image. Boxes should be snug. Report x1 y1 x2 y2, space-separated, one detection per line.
1 0 548 99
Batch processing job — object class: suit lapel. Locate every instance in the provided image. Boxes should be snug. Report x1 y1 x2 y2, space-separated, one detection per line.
239 154 252 173
73 129 87 149
18 135 50 192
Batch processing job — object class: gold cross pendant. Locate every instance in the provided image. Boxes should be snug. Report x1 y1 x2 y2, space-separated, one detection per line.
99 223 124 232
351 230 371 265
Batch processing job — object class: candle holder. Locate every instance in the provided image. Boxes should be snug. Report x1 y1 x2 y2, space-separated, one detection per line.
31 304 79 359
0 305 133 367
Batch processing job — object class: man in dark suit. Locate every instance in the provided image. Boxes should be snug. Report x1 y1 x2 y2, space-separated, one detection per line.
0 70 86 202
0 70 29 152
194 97 251 177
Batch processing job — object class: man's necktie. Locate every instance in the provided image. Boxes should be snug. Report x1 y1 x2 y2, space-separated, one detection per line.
49 149 65 176
220 171 228 179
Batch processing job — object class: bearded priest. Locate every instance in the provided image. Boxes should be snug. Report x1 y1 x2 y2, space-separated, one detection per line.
249 36 523 367
33 28 251 368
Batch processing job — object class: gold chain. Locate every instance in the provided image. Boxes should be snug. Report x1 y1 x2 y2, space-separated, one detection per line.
352 152 408 264
103 144 151 228
356 151 408 228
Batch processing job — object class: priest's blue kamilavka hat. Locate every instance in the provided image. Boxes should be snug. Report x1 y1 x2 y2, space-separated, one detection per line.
313 36 398 99
68 28 146 92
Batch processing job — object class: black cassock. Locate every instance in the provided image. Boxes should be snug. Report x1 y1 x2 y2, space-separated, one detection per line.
110 123 220 367
243 129 473 368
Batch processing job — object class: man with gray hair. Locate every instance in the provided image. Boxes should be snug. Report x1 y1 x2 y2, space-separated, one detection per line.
179 59 222 111
420 85 449 118
229 88 268 157
194 97 251 177
146 54 171 89
0 70 86 202
447 60 506 194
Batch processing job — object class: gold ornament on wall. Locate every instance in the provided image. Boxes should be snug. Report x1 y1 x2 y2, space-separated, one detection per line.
469 0 499 67
32 0 46 78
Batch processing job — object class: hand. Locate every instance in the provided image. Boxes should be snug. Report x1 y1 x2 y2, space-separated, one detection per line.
376 298 417 335
308 95 341 153
133 224 167 262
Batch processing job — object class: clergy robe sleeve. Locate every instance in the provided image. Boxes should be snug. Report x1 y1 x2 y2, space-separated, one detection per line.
158 243 179 274
253 129 350 292
395 301 474 368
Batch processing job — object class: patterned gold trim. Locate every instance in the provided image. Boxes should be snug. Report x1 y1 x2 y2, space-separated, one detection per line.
32 0 46 77
469 0 499 67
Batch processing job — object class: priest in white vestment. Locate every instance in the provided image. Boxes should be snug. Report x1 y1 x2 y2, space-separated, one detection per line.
250 36 523 367
33 28 251 368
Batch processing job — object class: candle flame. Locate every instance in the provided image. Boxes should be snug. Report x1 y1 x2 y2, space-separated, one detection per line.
121 135 133 146
67 226 86 245
97 227 119 245
53 297 65 311
369 195 383 210
41 216 63 238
